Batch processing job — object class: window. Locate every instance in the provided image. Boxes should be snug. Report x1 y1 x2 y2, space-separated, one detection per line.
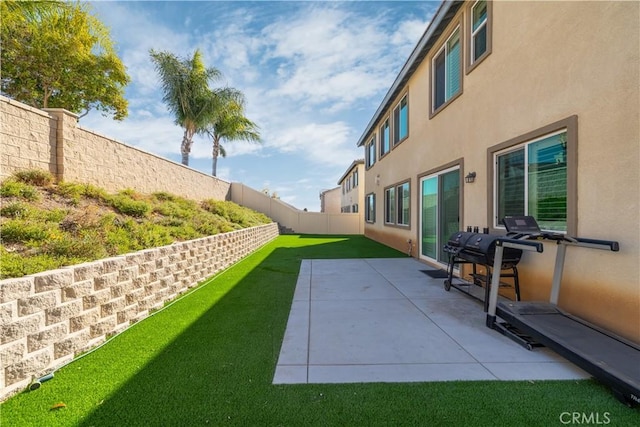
384 181 411 227
352 204 358 213
397 182 410 226
471 0 488 63
393 95 408 145
432 26 461 113
353 169 358 187
380 119 390 157
467 0 492 72
385 187 396 224
492 117 578 234
365 193 376 223
365 136 376 168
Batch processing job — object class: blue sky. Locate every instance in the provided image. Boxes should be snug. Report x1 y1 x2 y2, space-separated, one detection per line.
82 1 437 211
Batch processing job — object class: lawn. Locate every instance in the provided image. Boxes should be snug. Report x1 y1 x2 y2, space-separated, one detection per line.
1 235 637 426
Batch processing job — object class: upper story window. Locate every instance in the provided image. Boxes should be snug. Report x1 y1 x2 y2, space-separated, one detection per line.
365 136 376 168
380 119 390 157
491 117 577 234
467 0 492 72
432 26 461 114
393 95 408 145
353 169 358 187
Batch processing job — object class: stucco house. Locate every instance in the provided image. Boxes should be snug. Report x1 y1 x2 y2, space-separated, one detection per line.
357 0 639 342
319 186 341 214
337 159 365 214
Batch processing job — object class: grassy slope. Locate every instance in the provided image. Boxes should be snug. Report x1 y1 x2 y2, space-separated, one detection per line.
1 235 637 426
0 171 272 278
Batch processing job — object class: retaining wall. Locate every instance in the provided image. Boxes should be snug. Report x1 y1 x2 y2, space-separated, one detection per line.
0 222 279 401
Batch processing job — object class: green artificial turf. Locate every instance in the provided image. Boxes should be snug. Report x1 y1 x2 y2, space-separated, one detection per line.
1 235 638 426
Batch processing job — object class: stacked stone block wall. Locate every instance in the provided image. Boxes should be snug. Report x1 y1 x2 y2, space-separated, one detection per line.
0 222 279 401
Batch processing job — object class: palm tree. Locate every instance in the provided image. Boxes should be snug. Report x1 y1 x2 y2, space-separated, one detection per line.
203 97 261 176
149 49 221 166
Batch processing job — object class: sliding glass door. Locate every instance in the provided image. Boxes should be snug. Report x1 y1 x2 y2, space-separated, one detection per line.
420 167 460 263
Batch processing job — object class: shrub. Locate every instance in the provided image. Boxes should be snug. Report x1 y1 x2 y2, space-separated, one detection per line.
152 191 177 202
1 219 51 243
110 194 152 218
0 247 61 279
14 169 54 187
0 180 39 201
44 230 108 260
0 202 28 218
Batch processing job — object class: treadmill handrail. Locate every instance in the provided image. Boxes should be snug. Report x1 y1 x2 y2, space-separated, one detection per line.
496 238 544 253
567 237 619 252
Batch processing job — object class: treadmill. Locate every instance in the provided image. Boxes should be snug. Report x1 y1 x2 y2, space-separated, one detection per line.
485 216 640 407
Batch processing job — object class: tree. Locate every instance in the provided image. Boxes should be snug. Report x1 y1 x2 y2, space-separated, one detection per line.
0 0 129 120
203 97 261 176
150 49 225 166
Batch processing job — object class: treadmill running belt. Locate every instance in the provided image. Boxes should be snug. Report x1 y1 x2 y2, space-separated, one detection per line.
497 301 640 405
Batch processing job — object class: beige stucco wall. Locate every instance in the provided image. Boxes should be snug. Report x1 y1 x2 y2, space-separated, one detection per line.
0 97 231 201
363 1 639 341
232 183 363 234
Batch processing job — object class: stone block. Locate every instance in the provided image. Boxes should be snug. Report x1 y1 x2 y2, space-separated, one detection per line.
44 300 82 325
0 302 15 324
0 341 26 366
17 291 59 316
89 316 116 338
72 261 102 282
132 273 150 289
100 297 125 317
1 314 42 344
94 272 118 290
101 257 127 273
116 305 138 325
27 324 68 352
69 309 100 333
33 269 74 293
125 288 145 305
110 280 134 299
118 265 139 283
4 349 51 386
82 289 111 310
54 331 90 358
62 280 93 302
0 277 34 303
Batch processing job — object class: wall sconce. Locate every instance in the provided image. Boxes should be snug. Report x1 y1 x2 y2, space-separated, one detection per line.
375 174 381 186
465 171 476 183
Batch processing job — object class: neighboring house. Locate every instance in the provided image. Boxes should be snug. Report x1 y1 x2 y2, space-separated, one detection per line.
357 0 639 342
337 159 365 214
319 186 341 214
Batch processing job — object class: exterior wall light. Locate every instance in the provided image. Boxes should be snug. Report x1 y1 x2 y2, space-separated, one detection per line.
465 171 476 183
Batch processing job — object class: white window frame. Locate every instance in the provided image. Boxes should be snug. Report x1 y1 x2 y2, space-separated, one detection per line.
470 0 488 65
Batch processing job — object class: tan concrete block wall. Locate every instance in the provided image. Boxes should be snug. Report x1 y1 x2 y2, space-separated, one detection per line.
0 222 279 401
0 97 57 180
1 96 231 202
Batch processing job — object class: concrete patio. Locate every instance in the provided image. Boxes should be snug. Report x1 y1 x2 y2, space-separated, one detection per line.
274 257 589 384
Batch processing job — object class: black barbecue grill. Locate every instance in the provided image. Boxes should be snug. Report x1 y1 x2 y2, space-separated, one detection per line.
443 231 522 311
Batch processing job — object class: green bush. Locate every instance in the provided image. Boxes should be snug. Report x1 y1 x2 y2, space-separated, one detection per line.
0 180 39 201
0 247 61 279
14 169 54 187
0 202 29 218
110 194 152 218
44 230 108 260
1 219 51 243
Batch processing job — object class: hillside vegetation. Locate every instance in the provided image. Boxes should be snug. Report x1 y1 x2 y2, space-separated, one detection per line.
0 170 272 279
